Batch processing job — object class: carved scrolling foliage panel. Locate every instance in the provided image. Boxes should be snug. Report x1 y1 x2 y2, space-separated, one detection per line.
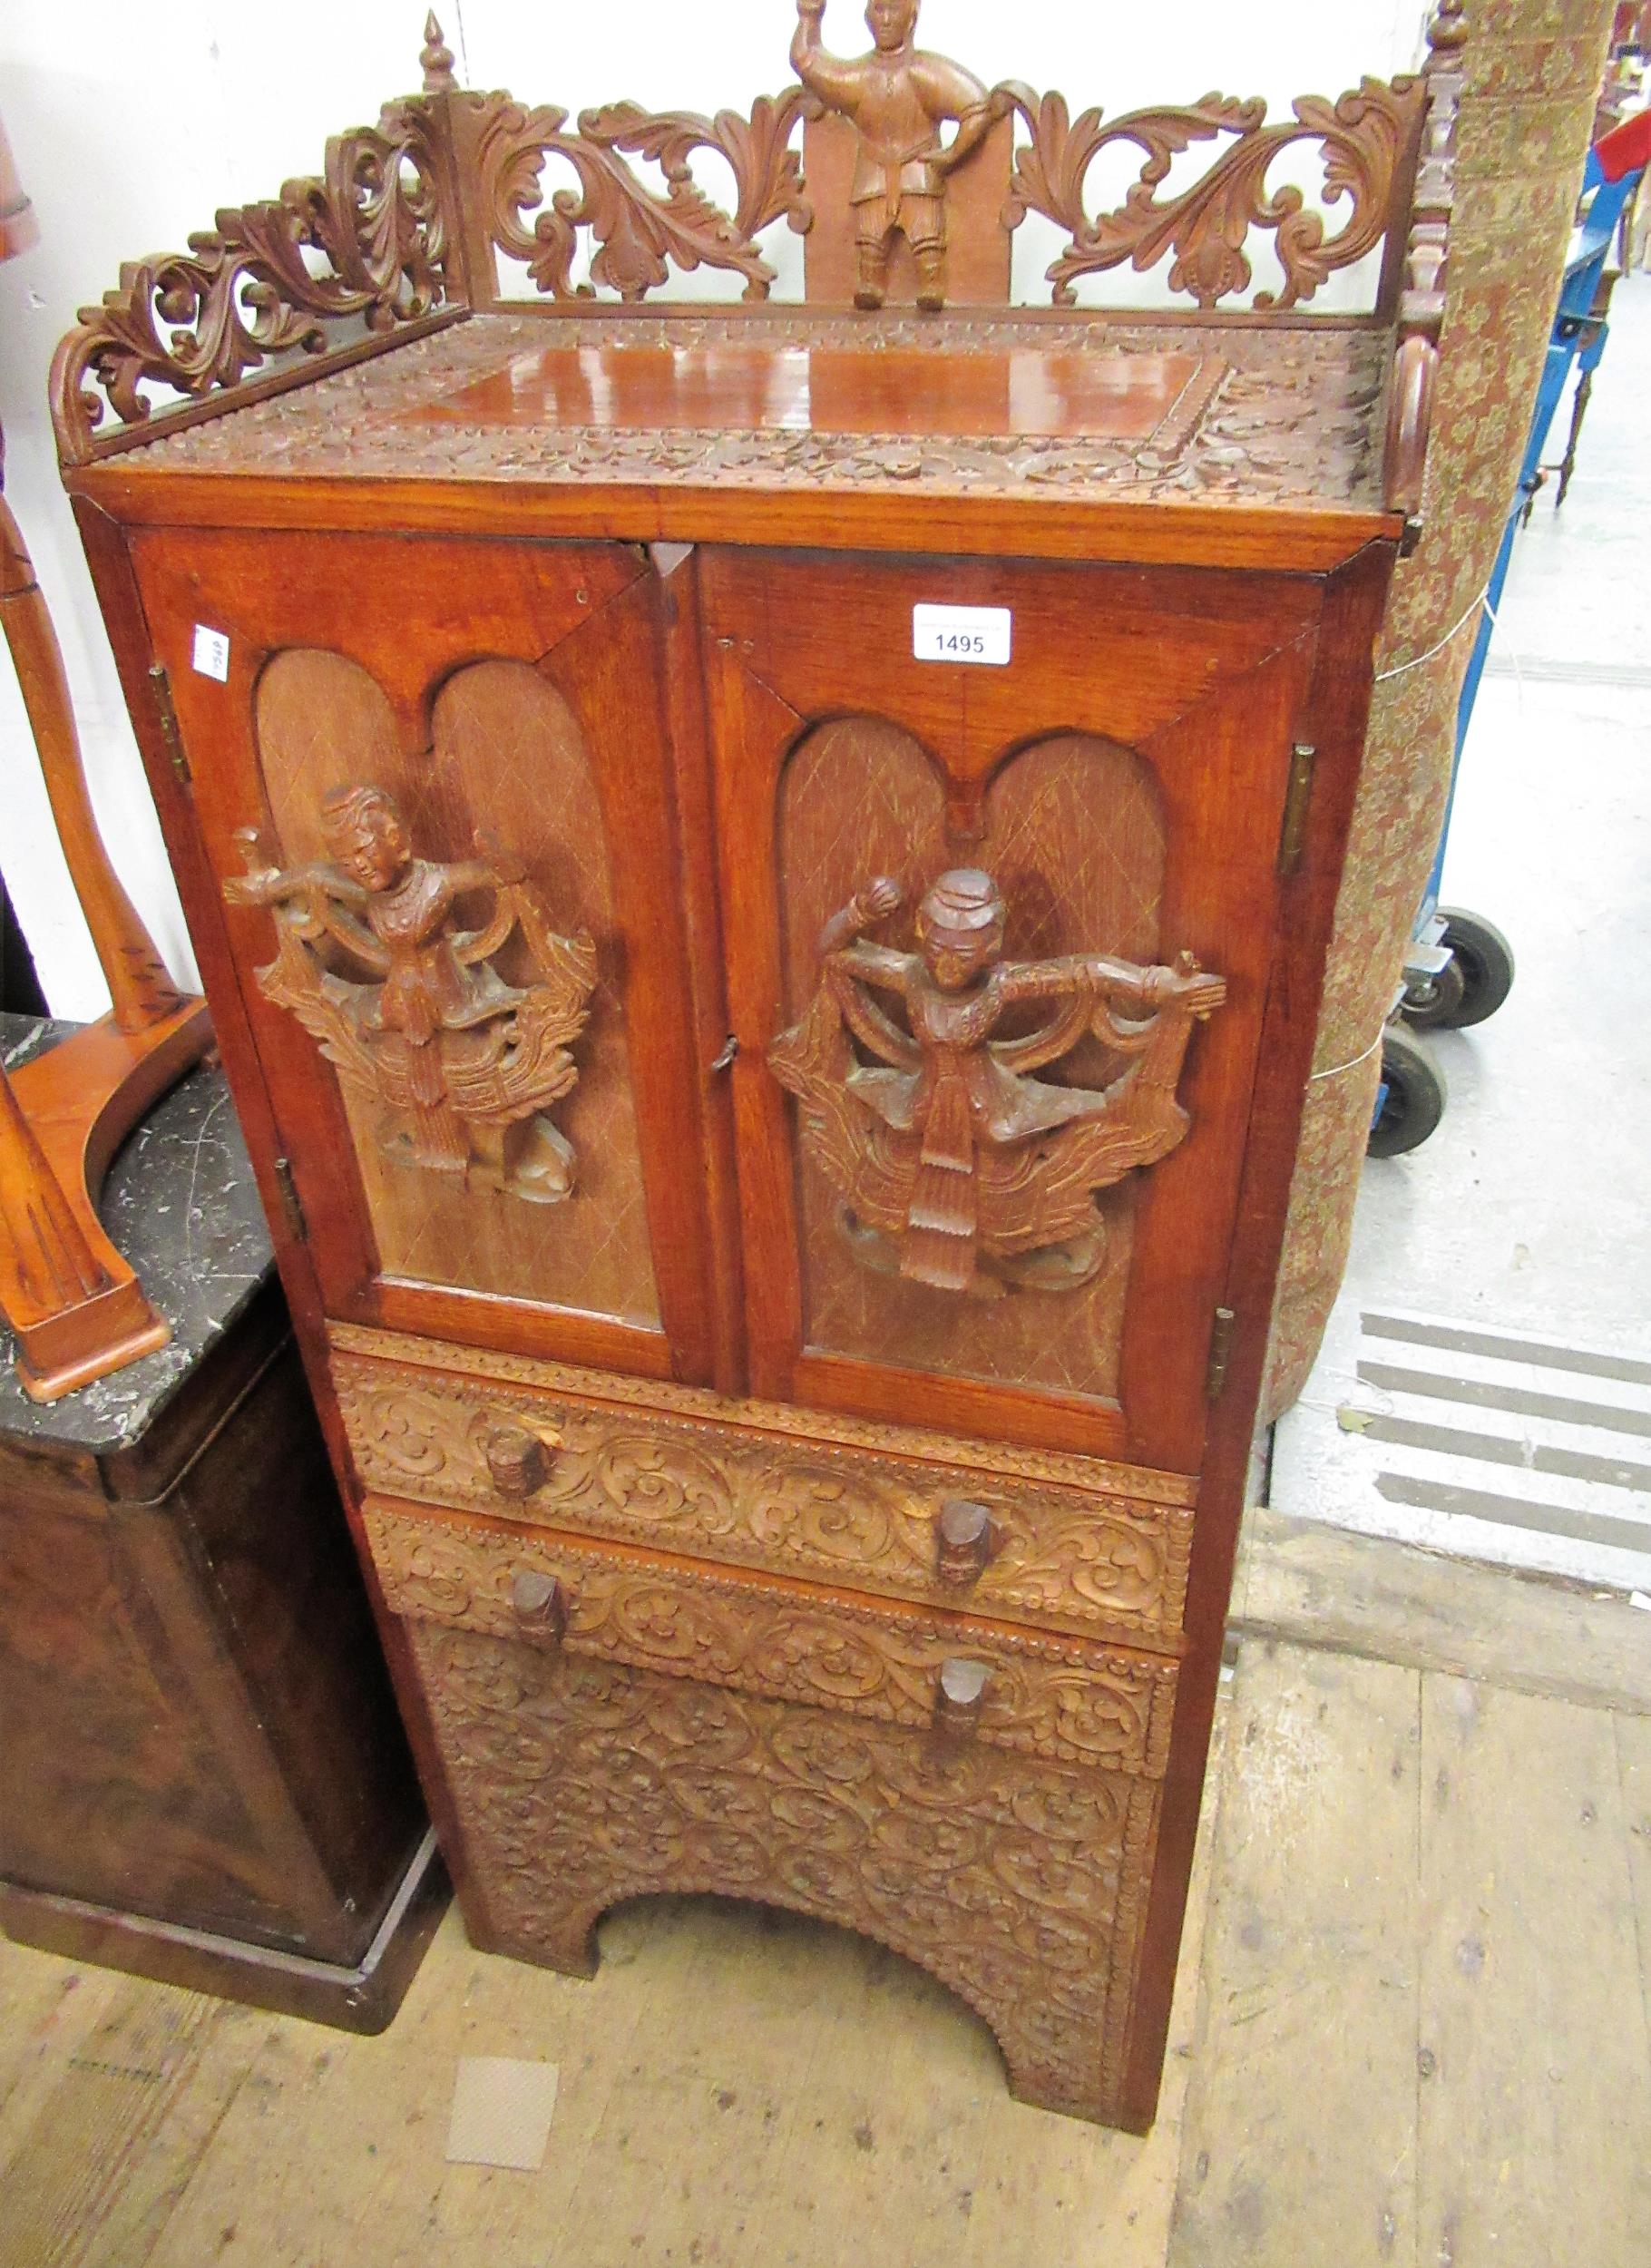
407 1620 1162 2123
332 1352 1194 1642
774 719 1208 1404
365 1499 1180 1777
51 3 1451 464
52 103 452 461
235 649 659 1324
463 17 1425 316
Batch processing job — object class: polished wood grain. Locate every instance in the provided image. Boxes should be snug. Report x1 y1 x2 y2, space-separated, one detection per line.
428 336 1225 444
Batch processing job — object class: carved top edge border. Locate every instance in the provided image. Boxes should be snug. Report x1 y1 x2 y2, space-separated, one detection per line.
49 5 1459 473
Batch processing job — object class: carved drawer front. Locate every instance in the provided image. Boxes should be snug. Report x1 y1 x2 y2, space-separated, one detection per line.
333 1334 1195 1649
363 1495 1179 1782
405 1618 1162 2125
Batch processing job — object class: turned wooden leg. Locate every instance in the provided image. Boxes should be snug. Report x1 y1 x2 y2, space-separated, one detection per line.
0 491 184 1033
0 440 212 1398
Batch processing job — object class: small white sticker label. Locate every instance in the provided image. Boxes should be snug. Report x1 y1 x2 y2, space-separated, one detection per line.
913 603 1011 667
191 624 230 681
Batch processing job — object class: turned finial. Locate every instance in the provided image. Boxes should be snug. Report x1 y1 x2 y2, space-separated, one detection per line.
420 11 456 93
1426 0 1468 60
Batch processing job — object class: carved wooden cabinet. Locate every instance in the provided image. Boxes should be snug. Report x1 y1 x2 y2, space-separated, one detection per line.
54 4 1461 2127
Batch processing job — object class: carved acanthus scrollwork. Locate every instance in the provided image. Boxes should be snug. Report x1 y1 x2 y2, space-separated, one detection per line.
411 1624 1162 2121
52 5 1448 494
470 84 820 303
50 109 451 463
770 867 1226 1295
223 785 595 1204
996 74 1424 311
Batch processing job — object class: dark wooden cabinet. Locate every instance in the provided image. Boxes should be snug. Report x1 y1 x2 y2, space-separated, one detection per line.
52 5 1462 2126
0 1027 444 2028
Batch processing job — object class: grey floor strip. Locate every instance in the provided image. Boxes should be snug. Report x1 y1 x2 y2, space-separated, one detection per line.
1357 1359 1651 1441
1376 1471 1651 1555
1362 1310 1651 1390
1361 1412 1651 1493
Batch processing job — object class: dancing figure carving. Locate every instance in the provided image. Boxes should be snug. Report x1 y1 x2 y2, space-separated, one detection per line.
791 0 993 309
770 869 1226 1294
224 785 596 1203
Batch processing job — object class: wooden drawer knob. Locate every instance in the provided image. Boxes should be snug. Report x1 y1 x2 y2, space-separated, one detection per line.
485 1424 554 1498
510 1568 567 1639
935 1497 993 1584
934 1656 990 1735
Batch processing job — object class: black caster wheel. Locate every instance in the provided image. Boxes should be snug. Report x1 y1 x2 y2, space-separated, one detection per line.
1433 906 1514 1029
1368 1028 1447 1158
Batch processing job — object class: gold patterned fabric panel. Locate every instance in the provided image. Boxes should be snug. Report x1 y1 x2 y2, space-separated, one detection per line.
337 1349 1190 1647
779 721 1166 1403
252 649 659 1324
409 1621 1160 2121
1263 0 1617 1415
365 1498 1177 1780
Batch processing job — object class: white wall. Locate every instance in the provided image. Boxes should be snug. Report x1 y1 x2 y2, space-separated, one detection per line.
0 0 1424 1016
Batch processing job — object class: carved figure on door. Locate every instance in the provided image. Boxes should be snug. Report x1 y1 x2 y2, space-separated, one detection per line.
770 868 1226 1295
791 0 993 310
224 785 596 1203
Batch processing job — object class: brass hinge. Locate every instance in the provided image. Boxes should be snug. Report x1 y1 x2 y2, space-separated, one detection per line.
271 1156 308 1246
1277 741 1316 874
1206 1305 1236 1400
147 663 190 787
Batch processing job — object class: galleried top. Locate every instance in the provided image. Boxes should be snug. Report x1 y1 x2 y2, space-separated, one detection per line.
50 0 1466 527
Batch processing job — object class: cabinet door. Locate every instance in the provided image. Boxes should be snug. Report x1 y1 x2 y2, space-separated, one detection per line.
701 546 1323 1471
130 529 718 1383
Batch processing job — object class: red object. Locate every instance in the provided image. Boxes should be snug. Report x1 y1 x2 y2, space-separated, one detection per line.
1596 107 1651 179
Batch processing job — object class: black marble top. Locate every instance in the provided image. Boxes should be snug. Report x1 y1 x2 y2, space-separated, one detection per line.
0 1014 275 1453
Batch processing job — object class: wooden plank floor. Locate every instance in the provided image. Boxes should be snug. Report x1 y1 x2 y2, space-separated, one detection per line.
5 1545 1651 2265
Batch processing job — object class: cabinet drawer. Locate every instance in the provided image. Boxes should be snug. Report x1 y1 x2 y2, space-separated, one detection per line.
334 1331 1195 1648
364 1495 1178 1781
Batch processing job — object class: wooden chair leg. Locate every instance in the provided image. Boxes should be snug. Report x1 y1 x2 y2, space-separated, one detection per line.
0 460 211 1398
0 490 184 1031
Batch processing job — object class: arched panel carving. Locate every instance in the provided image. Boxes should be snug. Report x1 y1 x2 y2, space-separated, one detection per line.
777 721 1186 1403
240 649 659 1323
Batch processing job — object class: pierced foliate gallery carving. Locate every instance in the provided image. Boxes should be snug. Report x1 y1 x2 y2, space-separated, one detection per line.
224 785 596 1203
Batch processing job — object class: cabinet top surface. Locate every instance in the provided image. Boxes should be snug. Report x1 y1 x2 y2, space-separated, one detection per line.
80 308 1399 562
